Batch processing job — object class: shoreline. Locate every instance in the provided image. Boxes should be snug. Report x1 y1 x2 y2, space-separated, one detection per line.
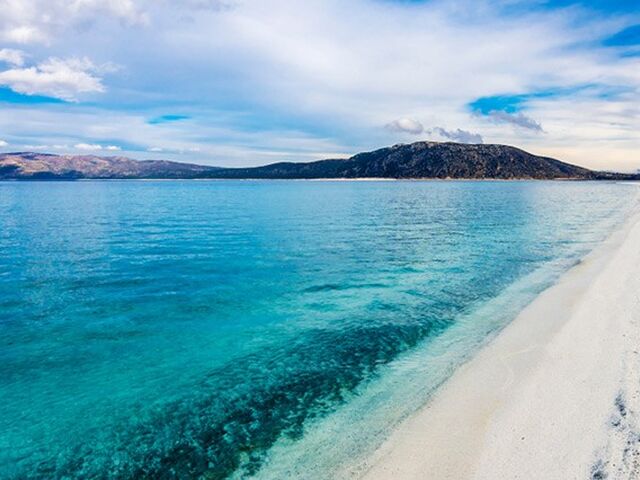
357 191 640 479
1 177 622 182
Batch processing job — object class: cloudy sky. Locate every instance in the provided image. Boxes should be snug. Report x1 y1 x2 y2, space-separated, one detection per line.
0 0 638 170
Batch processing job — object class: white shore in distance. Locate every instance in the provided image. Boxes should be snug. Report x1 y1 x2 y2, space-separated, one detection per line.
357 186 640 480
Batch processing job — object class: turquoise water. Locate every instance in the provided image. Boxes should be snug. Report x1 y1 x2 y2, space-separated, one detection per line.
0 180 636 479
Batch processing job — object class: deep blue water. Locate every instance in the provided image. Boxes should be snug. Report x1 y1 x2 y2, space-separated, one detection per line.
0 180 636 479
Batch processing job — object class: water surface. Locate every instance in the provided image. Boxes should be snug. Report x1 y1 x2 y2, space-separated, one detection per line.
0 180 636 479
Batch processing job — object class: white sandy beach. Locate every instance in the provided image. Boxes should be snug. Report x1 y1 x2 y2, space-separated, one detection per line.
359 193 640 479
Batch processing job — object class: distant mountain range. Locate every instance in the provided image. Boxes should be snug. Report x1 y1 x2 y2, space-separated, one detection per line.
1 142 637 180
0 152 221 180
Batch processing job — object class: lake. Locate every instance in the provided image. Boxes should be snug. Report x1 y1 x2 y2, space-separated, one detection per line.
0 180 636 479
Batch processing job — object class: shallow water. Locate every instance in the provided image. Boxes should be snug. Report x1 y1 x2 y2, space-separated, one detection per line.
0 180 636 479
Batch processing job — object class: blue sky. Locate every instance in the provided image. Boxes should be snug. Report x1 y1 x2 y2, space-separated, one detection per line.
0 0 638 170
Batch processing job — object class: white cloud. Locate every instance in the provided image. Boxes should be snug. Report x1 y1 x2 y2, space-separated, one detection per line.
148 145 207 154
72 143 124 152
178 0 235 11
0 48 25 66
109 0 632 167
74 143 104 151
483 111 544 133
0 140 8 147
22 144 71 150
2 26 47 44
0 57 105 101
0 0 638 169
0 0 148 44
430 127 484 144
70 0 149 25
385 118 424 135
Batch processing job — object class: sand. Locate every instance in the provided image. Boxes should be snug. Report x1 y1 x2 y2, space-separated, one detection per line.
358 200 640 479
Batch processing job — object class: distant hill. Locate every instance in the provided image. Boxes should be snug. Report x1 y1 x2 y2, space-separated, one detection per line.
208 142 598 180
0 152 221 180
0 143 636 180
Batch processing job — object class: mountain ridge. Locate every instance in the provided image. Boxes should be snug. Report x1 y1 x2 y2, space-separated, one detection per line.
1 142 637 180
0 152 221 180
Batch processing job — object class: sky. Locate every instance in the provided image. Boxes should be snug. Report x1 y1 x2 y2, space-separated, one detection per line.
0 0 638 171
